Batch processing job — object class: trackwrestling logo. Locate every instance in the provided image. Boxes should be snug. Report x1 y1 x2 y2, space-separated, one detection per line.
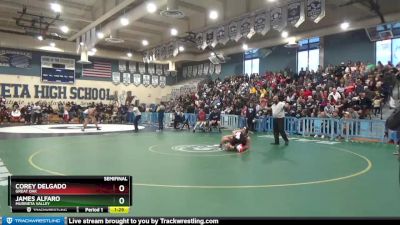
172 145 223 153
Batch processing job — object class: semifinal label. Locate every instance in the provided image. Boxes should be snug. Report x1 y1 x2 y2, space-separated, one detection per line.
9 176 132 210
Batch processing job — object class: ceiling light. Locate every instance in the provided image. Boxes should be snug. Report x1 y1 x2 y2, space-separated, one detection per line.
179 46 185 51
50 3 62 13
97 32 104 39
171 28 178 36
127 52 133 58
242 43 249 51
50 42 56 47
91 48 97 53
209 10 218 20
120 17 129 26
146 2 157 13
60 25 69 33
210 52 215 56
267 0 276 2
142 40 149 46
281 31 289 38
88 51 95 56
37 35 43 41
340 22 350 30
80 42 84 46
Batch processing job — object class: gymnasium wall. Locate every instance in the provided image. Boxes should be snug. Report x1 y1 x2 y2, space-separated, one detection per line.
0 49 172 105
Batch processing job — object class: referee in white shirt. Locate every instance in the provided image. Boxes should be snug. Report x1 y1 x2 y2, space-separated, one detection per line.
270 95 289 146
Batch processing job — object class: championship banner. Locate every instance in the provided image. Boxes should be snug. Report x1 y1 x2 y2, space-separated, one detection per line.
203 63 209 75
151 75 159 87
0 49 32 68
122 73 131 86
41 56 75 84
148 63 155 75
142 74 151 87
182 67 188 78
160 45 167 60
163 64 169 76
133 74 141 86
187 66 193 77
288 1 305 28
172 42 179 57
254 10 270 35
307 0 325 23
159 76 166 88
198 64 203 76
118 60 126 72
156 64 162 75
196 32 206 50
206 29 217 48
216 25 229 45
138 62 146 74
129 61 137 73
112 72 121 85
193 65 198 77
209 63 215 75
240 16 254 39
166 43 174 58
215 64 222 75
271 6 287 32
155 47 161 60
228 21 240 42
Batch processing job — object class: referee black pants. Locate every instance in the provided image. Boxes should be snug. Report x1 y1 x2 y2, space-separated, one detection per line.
273 118 288 144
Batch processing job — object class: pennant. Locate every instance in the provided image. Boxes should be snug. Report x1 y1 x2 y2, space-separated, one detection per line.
307 0 325 23
156 64 163 75
138 62 146 74
209 63 215 75
148 63 155 75
193 65 198 77
163 64 169 76
203 63 209 75
215 64 222 75
196 32 206 50
182 67 188 78
198 64 203 76
288 1 305 28
187 66 193 77
205 29 217 48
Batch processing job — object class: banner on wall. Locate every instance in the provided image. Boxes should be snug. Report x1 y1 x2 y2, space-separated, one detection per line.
215 64 222 75
129 61 137 73
138 62 146 74
119 60 126 72
271 6 287 32
203 63 209 75
187 66 193 77
41 56 75 84
148 63 155 75
159 76 166 88
240 16 254 39
122 73 131 86
198 64 204 76
163 64 169 76
193 66 198 77
156 64 163 75
209 63 215 75
112 72 121 85
182 67 188 78
152 75 159 87
206 29 217 48
228 21 240 42
288 1 305 28
82 61 112 78
254 10 270 35
0 49 32 68
307 0 325 23
142 74 151 87
133 74 141 86
216 25 229 45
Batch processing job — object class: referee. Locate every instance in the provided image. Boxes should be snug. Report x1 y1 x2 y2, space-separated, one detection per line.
270 95 289 146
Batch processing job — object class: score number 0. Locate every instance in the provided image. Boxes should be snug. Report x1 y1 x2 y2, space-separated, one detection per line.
118 185 125 205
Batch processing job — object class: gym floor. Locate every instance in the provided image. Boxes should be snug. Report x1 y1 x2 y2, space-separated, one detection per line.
0 127 399 217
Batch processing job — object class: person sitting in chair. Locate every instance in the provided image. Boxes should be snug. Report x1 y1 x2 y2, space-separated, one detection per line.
208 107 221 132
193 108 207 133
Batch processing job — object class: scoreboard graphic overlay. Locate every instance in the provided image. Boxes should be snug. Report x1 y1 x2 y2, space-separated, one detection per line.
8 176 132 214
